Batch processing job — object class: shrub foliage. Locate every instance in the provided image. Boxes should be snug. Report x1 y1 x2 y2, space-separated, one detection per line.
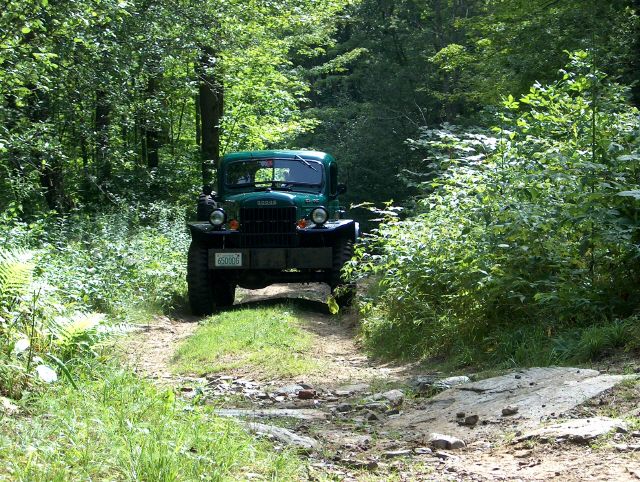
356 52 640 365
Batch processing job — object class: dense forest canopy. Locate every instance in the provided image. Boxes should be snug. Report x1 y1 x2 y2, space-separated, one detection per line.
2 0 637 215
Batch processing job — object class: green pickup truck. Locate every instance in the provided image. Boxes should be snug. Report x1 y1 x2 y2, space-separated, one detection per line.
187 150 359 315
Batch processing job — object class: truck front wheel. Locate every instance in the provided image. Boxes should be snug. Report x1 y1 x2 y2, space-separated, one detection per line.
330 238 356 308
187 241 215 316
213 280 236 308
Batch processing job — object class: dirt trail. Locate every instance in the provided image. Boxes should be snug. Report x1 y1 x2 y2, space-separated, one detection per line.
122 284 640 481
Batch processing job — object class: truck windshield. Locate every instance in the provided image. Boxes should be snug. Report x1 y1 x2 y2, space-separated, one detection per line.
225 158 323 190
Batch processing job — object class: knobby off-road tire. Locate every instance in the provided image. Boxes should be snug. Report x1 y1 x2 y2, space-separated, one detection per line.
187 241 237 315
196 194 216 221
330 237 356 308
213 281 236 308
187 241 214 315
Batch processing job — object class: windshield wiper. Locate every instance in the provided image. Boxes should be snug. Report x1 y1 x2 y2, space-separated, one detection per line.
295 154 318 171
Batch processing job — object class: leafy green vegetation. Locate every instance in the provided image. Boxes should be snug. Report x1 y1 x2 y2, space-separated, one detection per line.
300 0 639 208
0 203 189 397
355 53 640 366
173 306 321 379
0 364 302 481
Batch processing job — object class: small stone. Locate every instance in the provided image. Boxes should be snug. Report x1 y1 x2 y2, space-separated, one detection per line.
364 402 388 411
381 389 404 406
435 450 460 461
383 449 412 459
502 405 519 416
428 432 466 450
434 376 471 390
614 443 629 451
364 410 382 421
297 389 315 400
631 431 640 438
456 412 466 418
413 447 432 455
463 414 479 426
334 383 370 396
340 458 378 470
335 403 352 413
513 449 532 458
276 384 304 396
386 408 400 416
410 375 439 392
515 374 522 379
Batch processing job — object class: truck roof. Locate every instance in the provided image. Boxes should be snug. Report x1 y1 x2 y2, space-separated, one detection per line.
221 150 335 165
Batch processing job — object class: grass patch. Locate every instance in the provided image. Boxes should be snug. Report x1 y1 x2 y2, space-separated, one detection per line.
0 364 302 481
172 305 321 379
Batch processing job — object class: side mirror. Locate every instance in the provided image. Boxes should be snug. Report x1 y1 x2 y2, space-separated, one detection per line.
337 183 347 195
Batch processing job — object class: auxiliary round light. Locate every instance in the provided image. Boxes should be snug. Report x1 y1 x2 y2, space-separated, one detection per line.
229 219 240 231
310 207 328 226
209 208 226 227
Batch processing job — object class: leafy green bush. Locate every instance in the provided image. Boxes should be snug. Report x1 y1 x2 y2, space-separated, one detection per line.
0 202 189 397
38 202 190 316
356 52 640 366
0 248 112 397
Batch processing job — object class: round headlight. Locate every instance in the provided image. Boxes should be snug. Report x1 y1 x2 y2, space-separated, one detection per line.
209 208 226 226
311 207 328 225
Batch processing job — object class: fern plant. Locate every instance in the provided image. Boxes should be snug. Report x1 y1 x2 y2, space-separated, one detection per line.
0 248 34 316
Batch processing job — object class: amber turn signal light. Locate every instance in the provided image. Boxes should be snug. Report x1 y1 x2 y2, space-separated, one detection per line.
229 219 240 230
297 218 307 228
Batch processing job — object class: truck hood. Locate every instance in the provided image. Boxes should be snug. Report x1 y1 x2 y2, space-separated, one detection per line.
224 191 326 207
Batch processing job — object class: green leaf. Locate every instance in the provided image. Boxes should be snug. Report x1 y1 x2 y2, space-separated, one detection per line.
35 364 57 383
327 296 339 315
21 27 31 34
617 190 640 200
46 354 79 389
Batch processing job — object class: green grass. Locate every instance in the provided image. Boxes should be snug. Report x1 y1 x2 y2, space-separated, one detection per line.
0 364 302 481
172 305 322 379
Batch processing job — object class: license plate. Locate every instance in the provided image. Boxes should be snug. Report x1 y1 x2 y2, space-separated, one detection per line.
214 253 242 267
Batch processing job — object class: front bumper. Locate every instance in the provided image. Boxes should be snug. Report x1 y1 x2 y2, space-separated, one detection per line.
209 247 333 270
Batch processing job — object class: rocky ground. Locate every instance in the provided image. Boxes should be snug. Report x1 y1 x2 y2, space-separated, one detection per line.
123 284 640 481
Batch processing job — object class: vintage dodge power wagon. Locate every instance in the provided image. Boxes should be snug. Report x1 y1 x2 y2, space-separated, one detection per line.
187 150 359 315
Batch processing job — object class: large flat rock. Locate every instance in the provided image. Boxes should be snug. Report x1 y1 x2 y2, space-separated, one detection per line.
388 367 632 441
517 417 627 443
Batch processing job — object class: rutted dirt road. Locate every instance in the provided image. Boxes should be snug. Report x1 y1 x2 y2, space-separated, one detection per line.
123 284 640 481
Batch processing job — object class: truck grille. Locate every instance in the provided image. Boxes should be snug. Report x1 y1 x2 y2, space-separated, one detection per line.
240 206 297 248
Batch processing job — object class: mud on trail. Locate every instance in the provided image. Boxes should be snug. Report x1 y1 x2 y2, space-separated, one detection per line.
123 284 640 481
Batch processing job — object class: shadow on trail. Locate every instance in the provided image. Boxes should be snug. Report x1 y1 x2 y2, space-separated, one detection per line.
226 295 331 316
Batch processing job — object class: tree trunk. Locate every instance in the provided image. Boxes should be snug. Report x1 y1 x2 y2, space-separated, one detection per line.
95 89 111 186
31 89 65 211
144 73 161 170
195 93 201 146
631 0 640 106
197 46 223 189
